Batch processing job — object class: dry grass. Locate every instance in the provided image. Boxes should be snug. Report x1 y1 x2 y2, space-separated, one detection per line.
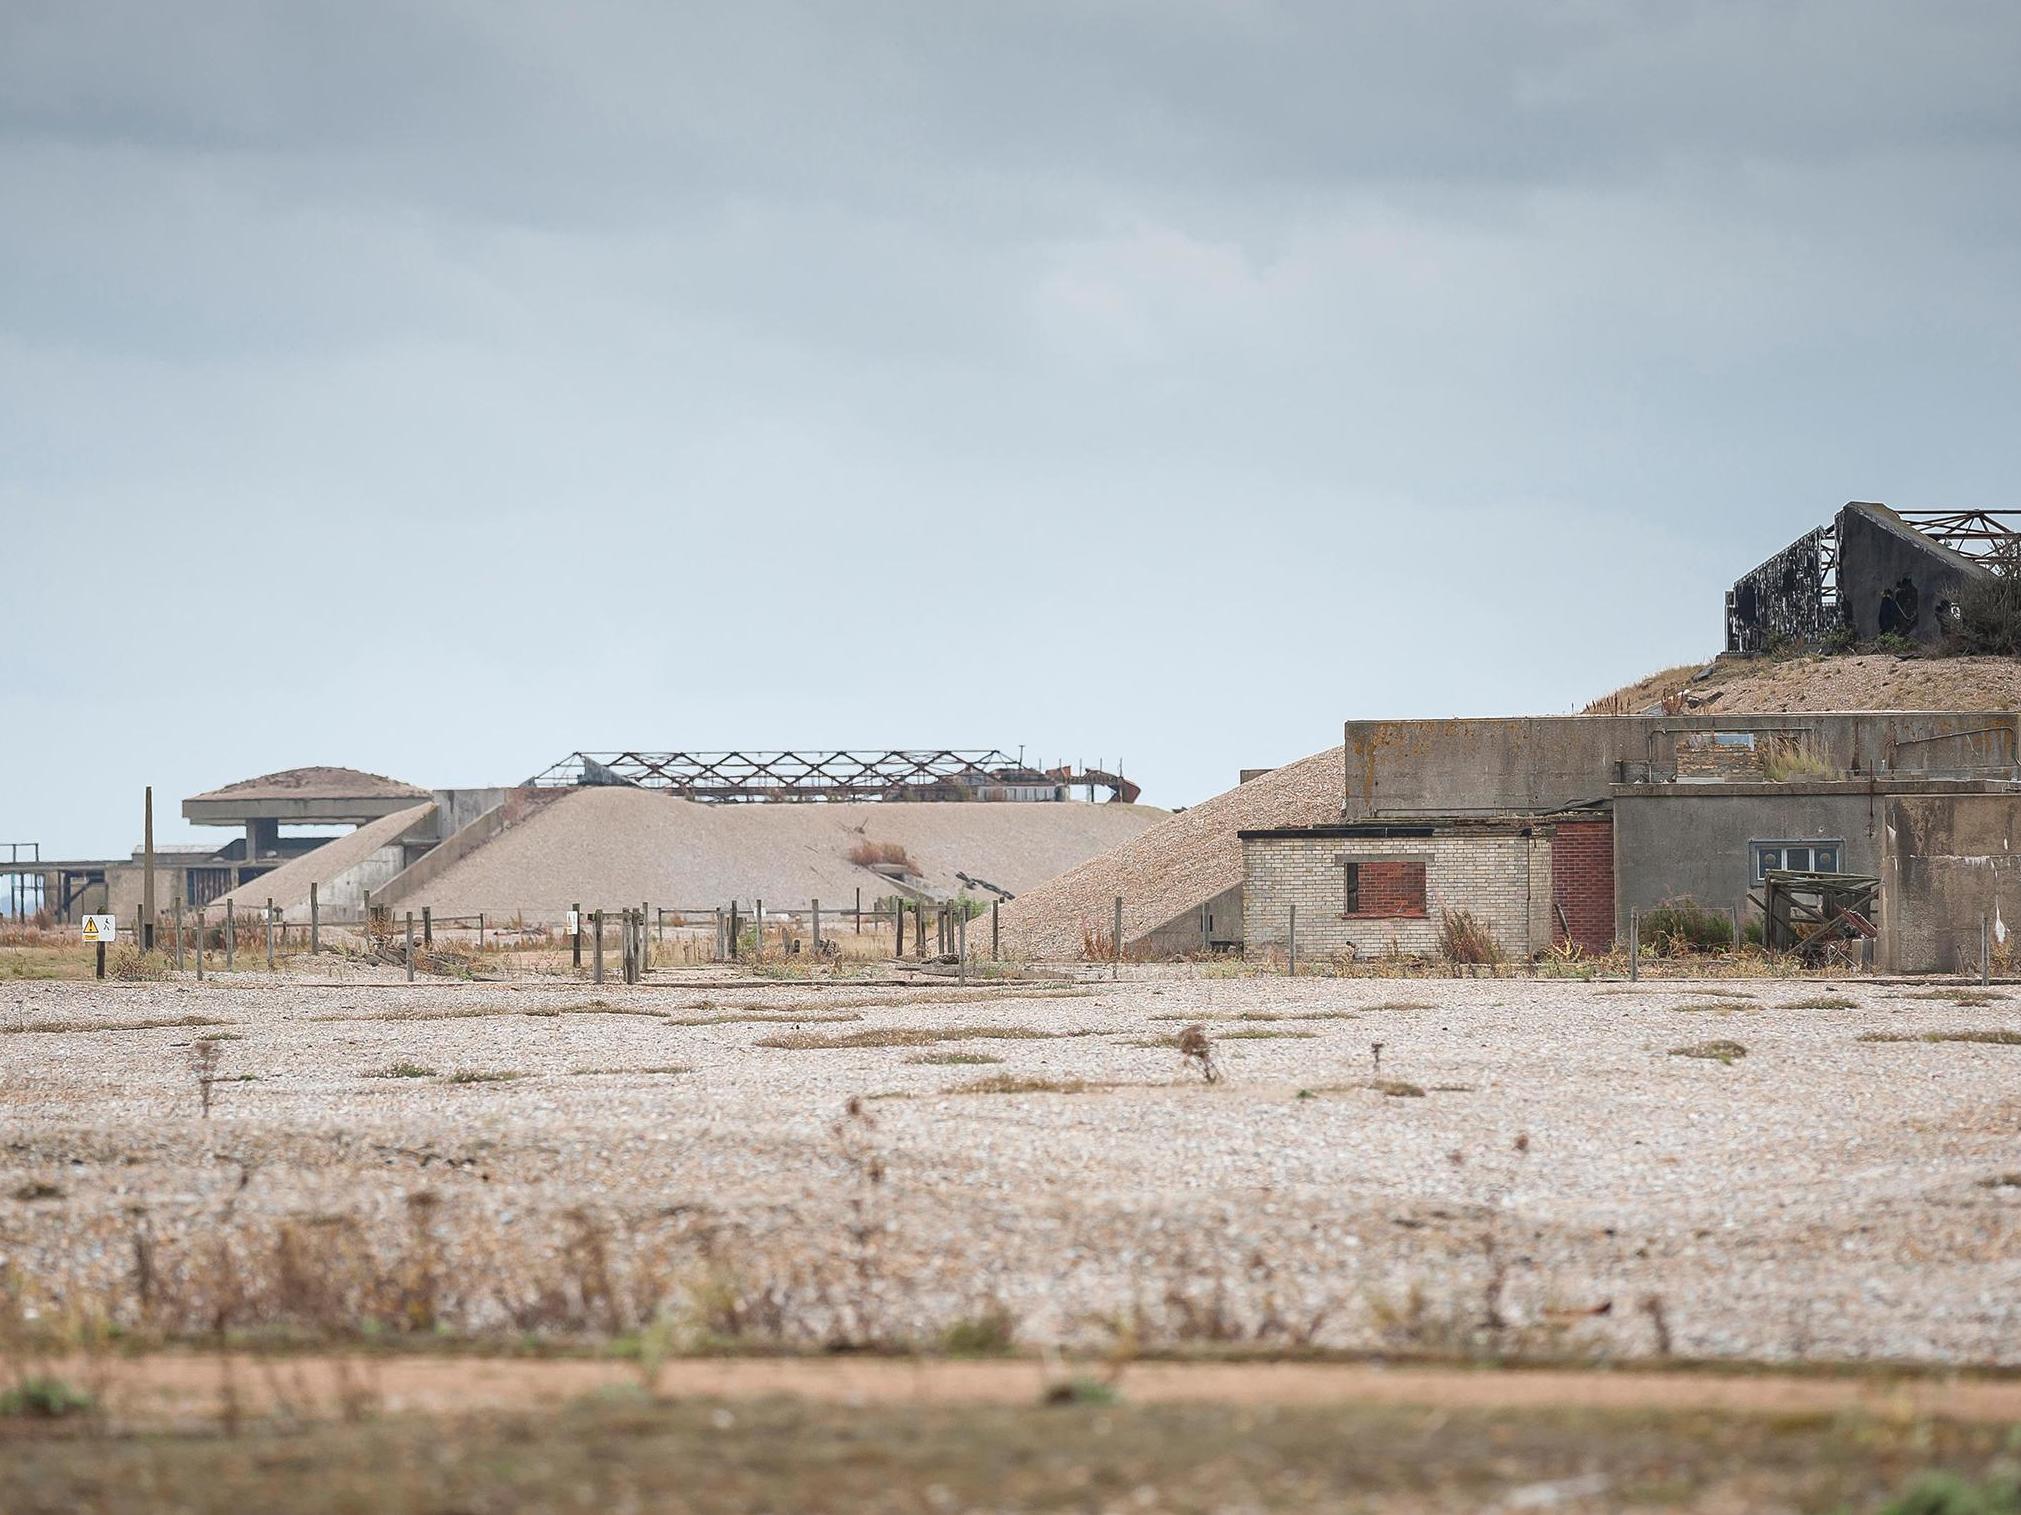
1762 735 1838 782
442 1069 528 1084
1670 1040 1748 1065
1583 662 1705 714
3 1013 234 1035
903 1051 1002 1066
12 1385 2015 1515
1436 909 1505 966
754 1025 1079 1050
569 1065 690 1077
947 1075 1095 1095
1147 1010 1360 1023
845 840 918 874
1369 1079 1427 1098
662 1009 864 1027
1859 1029 2021 1046
1126 1028 1316 1047
363 1061 435 1080
1781 995 1857 1010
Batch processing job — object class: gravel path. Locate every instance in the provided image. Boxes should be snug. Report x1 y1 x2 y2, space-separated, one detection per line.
3 969 2018 1365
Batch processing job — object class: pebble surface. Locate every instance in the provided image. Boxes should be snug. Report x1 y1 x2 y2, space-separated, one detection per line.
3 967 2016 1364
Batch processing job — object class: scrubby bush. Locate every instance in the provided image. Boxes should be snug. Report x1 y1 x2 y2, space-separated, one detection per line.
1641 897 1734 954
1948 561 2021 656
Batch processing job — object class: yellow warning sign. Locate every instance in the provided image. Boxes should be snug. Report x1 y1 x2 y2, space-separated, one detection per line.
81 915 115 943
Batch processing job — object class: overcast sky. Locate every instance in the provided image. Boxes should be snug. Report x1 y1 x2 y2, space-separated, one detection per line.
6 2 2021 855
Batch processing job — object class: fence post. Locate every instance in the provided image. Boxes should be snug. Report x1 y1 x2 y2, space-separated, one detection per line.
812 898 821 953
572 902 583 969
172 899 184 972
895 899 905 958
265 899 275 970
729 901 739 960
855 887 862 936
479 912 485 950
1629 907 1640 983
422 906 433 948
225 901 235 971
405 912 416 982
991 900 1000 961
1112 895 1122 981
1201 902 1210 953
1288 903 1297 977
594 910 606 984
195 909 204 981
1982 912 1991 985
958 908 967 985
310 883 320 954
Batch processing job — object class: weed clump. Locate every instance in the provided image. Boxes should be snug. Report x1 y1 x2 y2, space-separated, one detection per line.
1642 898 1735 954
365 1061 435 1079
1176 1023 1218 1084
939 1305 1017 1356
1436 909 1503 965
0 1375 94 1418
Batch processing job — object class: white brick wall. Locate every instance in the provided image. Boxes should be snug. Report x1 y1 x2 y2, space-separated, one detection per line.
1241 831 1553 960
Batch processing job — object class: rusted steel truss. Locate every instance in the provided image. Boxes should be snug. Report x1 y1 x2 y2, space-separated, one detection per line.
527 749 1136 803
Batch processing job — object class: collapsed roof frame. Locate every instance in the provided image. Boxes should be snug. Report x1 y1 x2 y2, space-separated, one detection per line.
526 749 1140 803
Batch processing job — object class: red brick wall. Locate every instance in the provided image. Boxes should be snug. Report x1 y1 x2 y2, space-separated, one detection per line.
1550 819 1614 953
1343 861 1427 918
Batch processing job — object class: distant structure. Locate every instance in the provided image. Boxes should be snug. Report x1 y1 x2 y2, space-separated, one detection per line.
527 749 1141 804
183 767 431 872
1725 501 2019 653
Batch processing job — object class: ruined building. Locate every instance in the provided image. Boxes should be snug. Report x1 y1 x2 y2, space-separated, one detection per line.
1725 501 2015 652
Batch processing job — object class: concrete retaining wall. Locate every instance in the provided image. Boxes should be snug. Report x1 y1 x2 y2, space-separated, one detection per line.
1343 712 2019 820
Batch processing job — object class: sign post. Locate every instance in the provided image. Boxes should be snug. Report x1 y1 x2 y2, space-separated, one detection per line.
81 915 115 979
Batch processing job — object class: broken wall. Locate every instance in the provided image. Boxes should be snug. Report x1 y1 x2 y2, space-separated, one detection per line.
1726 526 1833 654
1879 793 2021 973
1837 502 1989 647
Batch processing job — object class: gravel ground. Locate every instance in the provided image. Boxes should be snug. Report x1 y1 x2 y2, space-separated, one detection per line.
3 968 2018 1365
993 746 1346 958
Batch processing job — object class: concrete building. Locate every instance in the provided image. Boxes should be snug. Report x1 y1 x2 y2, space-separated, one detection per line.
1239 711 2021 973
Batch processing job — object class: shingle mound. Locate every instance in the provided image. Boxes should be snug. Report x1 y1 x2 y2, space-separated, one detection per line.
384 789 1164 923
202 803 437 921
1589 654 2021 716
191 767 428 801
992 746 1346 960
